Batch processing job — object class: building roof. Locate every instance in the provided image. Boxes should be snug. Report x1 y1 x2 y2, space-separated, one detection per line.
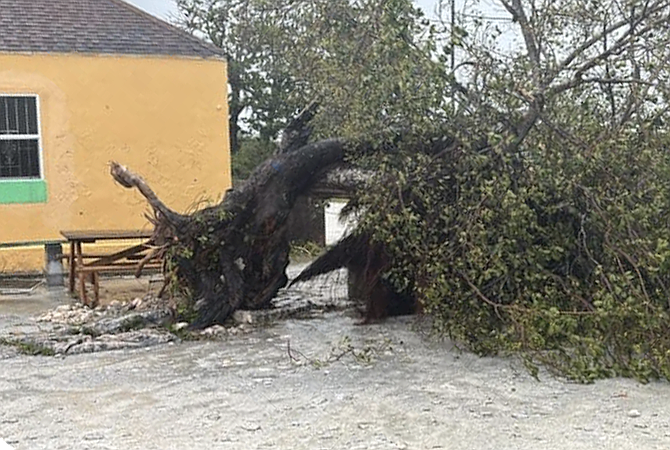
0 0 224 58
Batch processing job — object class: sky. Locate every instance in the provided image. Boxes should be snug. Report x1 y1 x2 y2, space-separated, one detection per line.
127 0 503 22
128 0 177 19
128 0 516 49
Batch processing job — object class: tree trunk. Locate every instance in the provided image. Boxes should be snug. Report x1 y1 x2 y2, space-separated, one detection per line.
111 122 346 328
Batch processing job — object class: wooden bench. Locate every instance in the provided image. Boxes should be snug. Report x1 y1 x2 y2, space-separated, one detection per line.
60 229 161 307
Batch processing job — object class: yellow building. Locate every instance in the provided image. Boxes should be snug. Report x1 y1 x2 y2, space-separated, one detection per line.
0 0 230 273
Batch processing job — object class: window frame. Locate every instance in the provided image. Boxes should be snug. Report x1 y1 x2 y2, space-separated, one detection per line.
0 93 44 181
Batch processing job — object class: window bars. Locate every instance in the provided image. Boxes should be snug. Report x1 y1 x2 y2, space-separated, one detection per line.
0 96 41 179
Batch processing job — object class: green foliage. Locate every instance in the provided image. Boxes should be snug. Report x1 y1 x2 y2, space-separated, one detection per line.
361 131 670 382
351 0 670 381
281 0 448 141
176 0 445 153
232 137 276 183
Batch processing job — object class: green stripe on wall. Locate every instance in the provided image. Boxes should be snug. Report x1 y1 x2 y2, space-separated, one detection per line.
0 179 48 204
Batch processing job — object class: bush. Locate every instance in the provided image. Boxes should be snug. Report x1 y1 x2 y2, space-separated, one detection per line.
355 127 670 382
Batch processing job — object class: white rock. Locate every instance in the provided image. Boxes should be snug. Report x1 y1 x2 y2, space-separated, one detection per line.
627 409 641 418
233 310 254 324
173 322 189 331
201 325 226 337
130 298 143 309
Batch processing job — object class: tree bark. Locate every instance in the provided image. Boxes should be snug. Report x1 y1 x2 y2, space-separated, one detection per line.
111 134 346 328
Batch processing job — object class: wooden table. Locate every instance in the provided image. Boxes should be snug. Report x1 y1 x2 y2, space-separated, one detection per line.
60 229 159 307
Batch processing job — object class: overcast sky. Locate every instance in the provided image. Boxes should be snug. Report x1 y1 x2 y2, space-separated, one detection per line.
127 0 503 22
127 0 517 52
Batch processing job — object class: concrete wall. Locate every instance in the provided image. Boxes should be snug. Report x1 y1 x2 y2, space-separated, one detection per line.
0 52 230 272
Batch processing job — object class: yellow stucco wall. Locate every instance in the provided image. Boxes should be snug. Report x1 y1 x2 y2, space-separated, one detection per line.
0 52 230 272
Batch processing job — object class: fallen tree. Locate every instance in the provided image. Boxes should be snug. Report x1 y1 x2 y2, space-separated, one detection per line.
112 146 340 328
112 0 670 382
110 103 418 328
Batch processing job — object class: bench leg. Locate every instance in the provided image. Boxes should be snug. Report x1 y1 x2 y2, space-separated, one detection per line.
76 242 89 307
68 242 76 294
91 272 100 308
78 272 88 306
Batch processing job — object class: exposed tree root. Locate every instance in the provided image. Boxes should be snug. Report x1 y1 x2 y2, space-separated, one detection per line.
111 137 346 328
111 106 417 328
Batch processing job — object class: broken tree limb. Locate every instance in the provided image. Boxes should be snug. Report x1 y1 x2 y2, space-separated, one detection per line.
110 161 187 228
277 100 319 154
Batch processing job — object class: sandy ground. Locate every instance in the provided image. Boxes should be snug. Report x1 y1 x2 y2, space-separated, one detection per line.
1 273 670 450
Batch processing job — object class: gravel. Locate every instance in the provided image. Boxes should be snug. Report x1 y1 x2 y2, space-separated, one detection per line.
1 268 670 449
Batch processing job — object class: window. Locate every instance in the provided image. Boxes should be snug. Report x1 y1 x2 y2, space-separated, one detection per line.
0 96 41 179
0 95 47 204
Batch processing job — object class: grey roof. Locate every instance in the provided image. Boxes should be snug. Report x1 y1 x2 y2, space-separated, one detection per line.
0 0 224 58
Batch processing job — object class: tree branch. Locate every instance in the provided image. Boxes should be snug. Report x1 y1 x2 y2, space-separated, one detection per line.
550 76 657 96
109 162 187 227
277 100 319 154
537 112 589 150
500 0 541 70
547 1 669 87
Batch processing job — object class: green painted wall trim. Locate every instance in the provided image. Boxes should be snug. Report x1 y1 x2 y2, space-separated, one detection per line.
0 180 48 204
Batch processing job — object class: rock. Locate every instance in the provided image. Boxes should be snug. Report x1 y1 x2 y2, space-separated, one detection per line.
57 330 176 355
233 310 254 324
511 412 529 419
129 297 143 310
201 325 227 337
82 310 171 336
53 336 92 354
82 432 104 440
37 305 97 325
241 423 261 432
2 292 182 358
173 322 189 331
627 409 641 418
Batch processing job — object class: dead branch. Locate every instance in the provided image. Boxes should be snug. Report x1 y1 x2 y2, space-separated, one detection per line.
109 161 186 227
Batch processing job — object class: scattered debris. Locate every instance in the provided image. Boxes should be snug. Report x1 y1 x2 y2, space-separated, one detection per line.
1 274 355 356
